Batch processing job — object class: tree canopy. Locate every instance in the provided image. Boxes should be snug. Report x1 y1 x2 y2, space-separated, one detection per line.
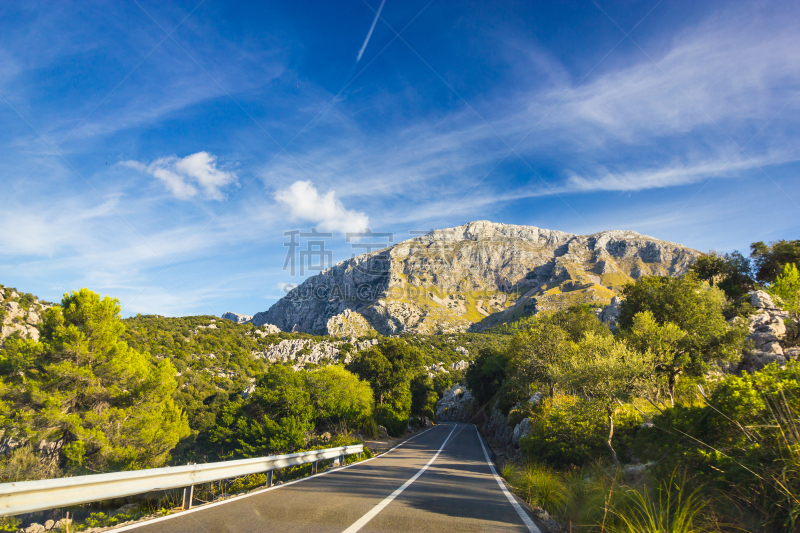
750 239 800 284
0 289 189 472
617 275 746 396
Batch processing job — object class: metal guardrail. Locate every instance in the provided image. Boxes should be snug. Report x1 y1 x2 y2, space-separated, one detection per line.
0 444 363 517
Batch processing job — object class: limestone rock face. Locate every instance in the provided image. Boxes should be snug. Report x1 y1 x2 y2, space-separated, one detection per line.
512 418 532 446
435 384 474 422
253 337 378 368
1 286 48 346
326 309 375 338
740 291 795 371
253 324 282 336
451 359 469 371
598 296 623 330
221 312 253 324
750 290 781 310
252 221 699 335
482 408 514 448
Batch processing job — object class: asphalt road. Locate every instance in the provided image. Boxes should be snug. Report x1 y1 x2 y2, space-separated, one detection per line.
118 423 542 533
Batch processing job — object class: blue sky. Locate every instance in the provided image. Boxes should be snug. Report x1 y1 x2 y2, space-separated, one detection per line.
1 0 799 317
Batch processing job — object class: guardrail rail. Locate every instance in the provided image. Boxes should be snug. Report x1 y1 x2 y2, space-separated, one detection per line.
0 444 364 517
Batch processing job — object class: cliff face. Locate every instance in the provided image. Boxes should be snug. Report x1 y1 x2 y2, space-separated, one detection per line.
252 221 700 335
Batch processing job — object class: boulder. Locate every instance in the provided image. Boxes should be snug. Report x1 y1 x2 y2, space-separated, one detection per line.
749 290 779 310
435 384 474 422
512 418 532 446
785 347 800 360
378 425 388 439
598 297 622 330
740 291 796 372
52 519 72 531
450 360 469 371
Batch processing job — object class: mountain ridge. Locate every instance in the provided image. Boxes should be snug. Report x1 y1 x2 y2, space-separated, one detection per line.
249 221 700 336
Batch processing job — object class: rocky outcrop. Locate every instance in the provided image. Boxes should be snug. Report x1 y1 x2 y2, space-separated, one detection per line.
1 287 48 346
221 312 253 324
597 296 622 330
435 384 474 421
425 360 469 379
254 338 378 367
512 418 532 446
252 221 700 336
740 291 796 371
451 359 469 371
253 324 282 336
326 309 375 338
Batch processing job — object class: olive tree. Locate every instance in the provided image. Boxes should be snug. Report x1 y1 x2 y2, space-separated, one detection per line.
552 333 654 468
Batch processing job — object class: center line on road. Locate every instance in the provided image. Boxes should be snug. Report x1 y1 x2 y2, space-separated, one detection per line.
474 424 541 533
341 423 458 533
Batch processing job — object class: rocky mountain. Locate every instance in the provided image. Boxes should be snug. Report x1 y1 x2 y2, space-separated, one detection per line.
252 221 700 336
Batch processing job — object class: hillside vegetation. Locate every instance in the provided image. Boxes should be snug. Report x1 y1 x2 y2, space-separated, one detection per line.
461 239 800 532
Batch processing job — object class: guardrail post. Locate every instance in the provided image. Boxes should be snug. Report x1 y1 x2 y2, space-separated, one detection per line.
339 454 344 466
312 461 318 474
265 470 273 488
182 485 194 510
357 452 362 460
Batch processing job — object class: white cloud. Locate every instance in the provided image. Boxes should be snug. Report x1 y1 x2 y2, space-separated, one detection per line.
274 180 369 234
122 152 237 200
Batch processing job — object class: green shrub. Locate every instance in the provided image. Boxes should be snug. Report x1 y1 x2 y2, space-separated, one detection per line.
521 396 640 467
375 405 408 437
636 362 800 530
0 517 20 533
0 445 61 482
358 414 379 439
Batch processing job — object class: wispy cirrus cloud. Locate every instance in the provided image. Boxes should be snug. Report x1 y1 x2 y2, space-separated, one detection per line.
265 5 800 227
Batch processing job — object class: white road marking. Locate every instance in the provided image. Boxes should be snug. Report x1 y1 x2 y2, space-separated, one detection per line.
474 424 541 533
111 426 437 531
341 423 458 533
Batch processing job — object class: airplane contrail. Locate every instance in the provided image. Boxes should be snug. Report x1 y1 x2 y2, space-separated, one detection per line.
356 0 387 62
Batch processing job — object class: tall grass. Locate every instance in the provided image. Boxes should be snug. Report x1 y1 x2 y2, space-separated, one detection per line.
501 461 570 514
606 473 709 533
500 459 719 532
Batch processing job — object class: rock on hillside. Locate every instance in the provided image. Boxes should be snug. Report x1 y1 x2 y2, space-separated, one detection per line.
252 221 700 335
0 285 49 346
435 384 474 422
221 311 253 324
255 338 378 369
740 290 800 371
